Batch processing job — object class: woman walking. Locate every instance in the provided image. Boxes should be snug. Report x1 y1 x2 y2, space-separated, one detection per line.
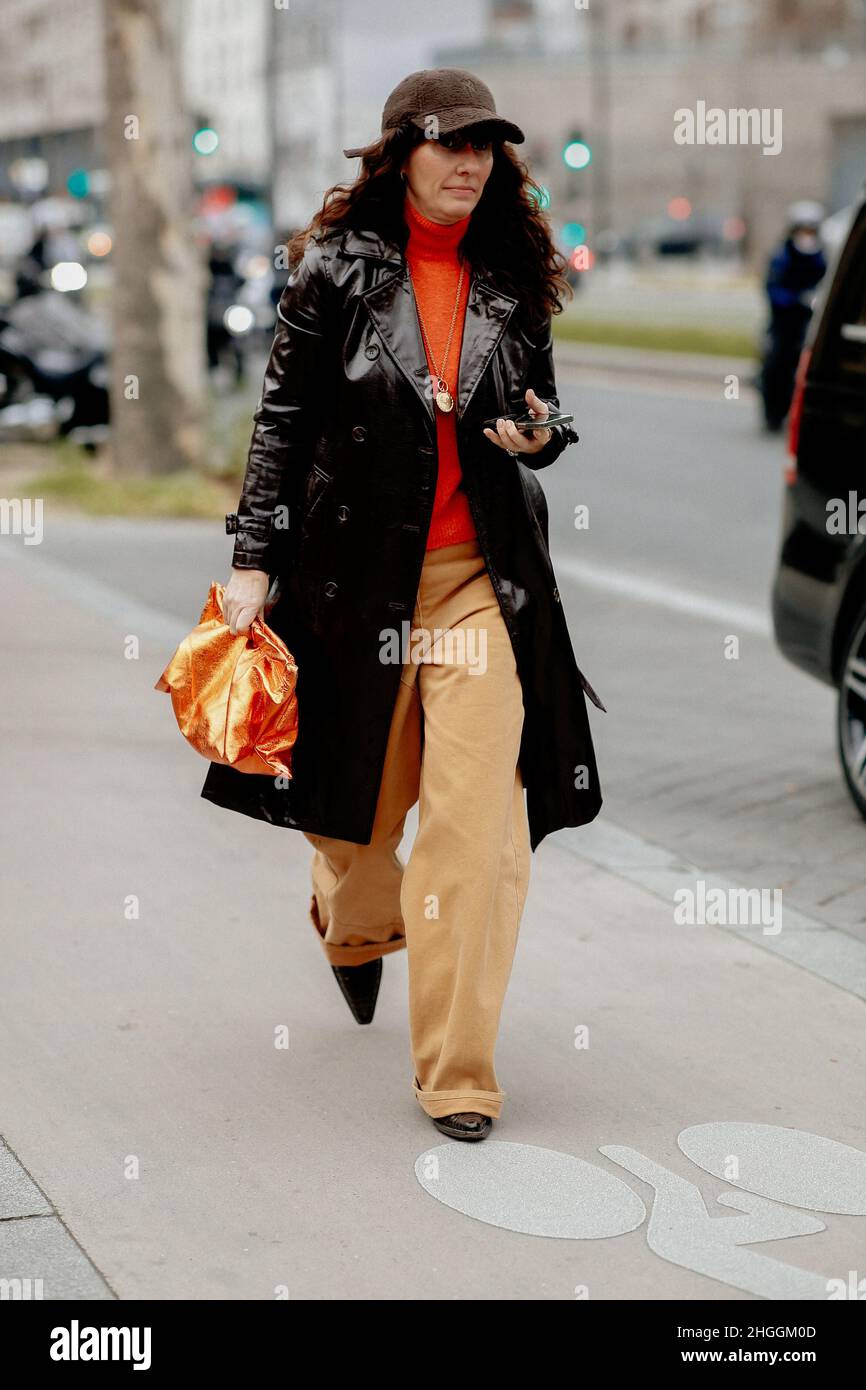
202 69 605 1141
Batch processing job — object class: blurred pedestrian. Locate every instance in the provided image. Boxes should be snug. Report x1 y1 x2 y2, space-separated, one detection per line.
206 239 245 384
759 200 827 432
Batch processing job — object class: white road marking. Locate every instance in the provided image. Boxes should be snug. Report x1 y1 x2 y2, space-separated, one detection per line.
552 554 773 636
0 542 188 647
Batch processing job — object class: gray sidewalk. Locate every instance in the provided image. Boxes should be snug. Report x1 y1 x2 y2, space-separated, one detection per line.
1 542 865 1301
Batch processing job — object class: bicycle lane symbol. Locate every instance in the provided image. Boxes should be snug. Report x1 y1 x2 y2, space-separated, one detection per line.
415 1122 866 1299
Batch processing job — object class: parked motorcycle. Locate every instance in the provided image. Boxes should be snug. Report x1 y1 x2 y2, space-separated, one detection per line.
0 283 109 447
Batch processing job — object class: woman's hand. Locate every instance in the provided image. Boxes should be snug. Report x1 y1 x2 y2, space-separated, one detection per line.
223 566 270 635
482 387 554 456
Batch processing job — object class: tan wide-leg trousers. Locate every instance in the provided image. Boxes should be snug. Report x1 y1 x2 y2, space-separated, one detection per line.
303 536 531 1120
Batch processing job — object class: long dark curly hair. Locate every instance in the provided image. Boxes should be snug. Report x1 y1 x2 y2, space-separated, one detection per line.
285 121 573 337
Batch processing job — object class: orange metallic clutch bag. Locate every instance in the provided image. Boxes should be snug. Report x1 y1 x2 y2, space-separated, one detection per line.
154 581 299 778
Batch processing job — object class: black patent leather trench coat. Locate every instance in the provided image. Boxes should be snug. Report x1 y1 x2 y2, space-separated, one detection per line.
200 222 605 851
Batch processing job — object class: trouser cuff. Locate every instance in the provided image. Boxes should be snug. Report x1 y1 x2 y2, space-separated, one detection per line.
309 893 407 966
412 1076 505 1120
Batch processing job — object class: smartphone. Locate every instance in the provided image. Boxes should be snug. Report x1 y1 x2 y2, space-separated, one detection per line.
482 409 575 435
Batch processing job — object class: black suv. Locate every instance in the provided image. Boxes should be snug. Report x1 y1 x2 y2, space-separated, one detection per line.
772 189 866 819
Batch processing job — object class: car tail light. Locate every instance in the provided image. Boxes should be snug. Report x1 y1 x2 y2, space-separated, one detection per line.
785 346 811 484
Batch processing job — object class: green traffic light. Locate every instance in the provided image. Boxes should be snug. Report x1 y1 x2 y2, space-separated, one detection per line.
563 140 592 170
193 127 219 156
562 222 586 247
67 168 89 198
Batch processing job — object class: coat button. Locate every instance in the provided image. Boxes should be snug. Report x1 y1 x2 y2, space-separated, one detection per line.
364 343 380 360
552 587 560 603
324 580 338 598
351 425 366 442
336 504 350 522
418 445 434 458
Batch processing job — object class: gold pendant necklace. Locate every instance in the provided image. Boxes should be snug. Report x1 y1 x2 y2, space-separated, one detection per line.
408 260 465 414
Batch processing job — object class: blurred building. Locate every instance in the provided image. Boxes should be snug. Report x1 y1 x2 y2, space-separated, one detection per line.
0 0 104 198
267 0 345 234
438 0 866 263
0 0 336 232
487 0 585 53
612 0 865 54
1 0 865 268
182 0 271 187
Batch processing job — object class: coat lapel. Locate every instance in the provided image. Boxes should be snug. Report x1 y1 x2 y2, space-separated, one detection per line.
455 278 518 422
339 227 518 428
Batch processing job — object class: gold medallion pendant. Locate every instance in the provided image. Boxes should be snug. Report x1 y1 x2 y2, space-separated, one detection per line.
407 259 465 421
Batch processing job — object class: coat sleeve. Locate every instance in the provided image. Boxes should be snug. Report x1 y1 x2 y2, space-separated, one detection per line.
510 314 579 472
230 239 332 572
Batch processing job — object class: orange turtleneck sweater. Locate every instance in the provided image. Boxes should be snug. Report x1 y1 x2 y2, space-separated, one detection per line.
403 196 478 551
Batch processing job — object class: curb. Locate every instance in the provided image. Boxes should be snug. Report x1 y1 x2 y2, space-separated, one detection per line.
553 337 757 385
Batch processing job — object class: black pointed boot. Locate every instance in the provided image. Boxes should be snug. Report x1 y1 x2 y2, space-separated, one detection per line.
330 957 382 1025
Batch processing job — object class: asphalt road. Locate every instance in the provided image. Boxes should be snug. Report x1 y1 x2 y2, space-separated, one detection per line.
554 367 866 941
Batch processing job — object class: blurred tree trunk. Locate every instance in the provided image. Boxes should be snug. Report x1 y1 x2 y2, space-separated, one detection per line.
103 0 206 475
